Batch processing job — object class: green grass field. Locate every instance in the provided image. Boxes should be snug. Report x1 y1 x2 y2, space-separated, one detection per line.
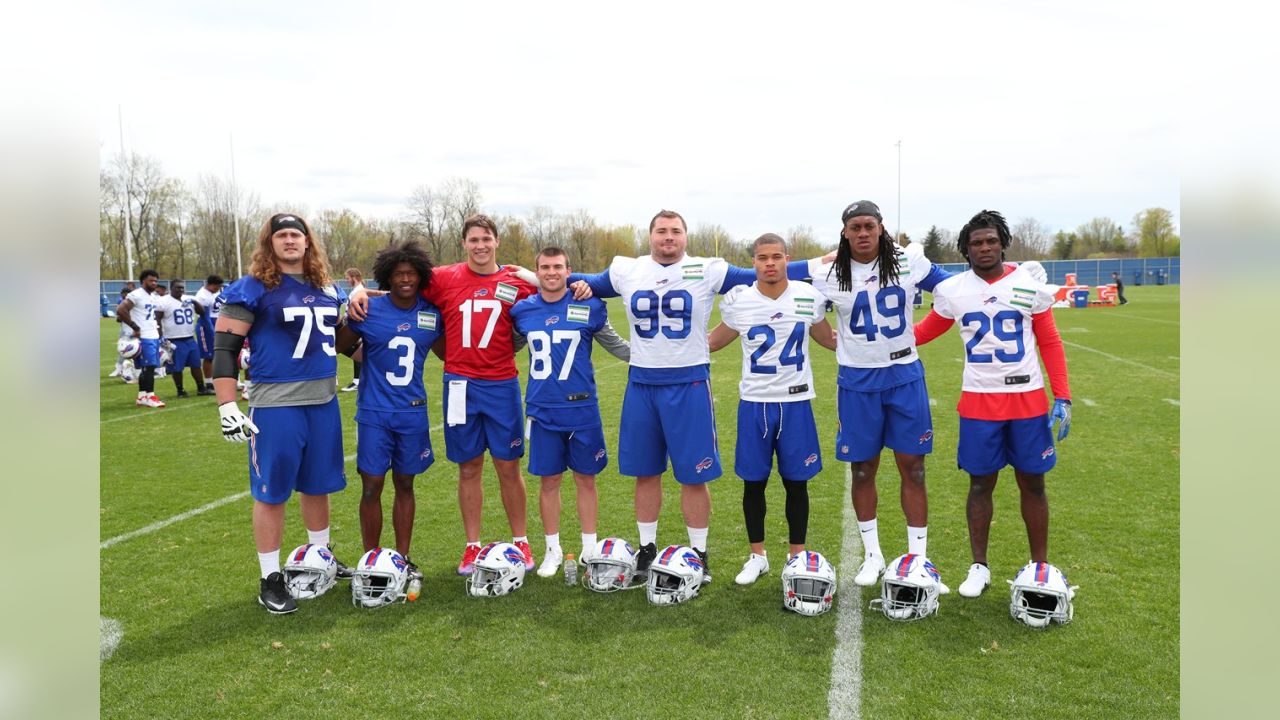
99 285 1179 719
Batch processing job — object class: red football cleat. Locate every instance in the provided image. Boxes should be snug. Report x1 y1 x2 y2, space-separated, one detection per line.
514 540 536 571
457 543 482 576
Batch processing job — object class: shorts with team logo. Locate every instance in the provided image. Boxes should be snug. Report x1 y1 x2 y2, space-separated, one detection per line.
247 397 347 504
526 416 608 477
166 336 201 371
735 399 822 482
835 378 933 462
619 380 721 485
957 415 1057 475
442 374 524 463
137 338 161 369
356 408 434 476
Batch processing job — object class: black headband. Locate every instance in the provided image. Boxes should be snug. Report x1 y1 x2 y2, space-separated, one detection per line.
841 200 883 224
271 214 308 235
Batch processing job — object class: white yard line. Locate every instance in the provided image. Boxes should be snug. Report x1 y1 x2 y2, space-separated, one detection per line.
100 401 209 424
1061 340 1177 379
100 616 124 662
1163 398 1181 407
1079 398 1098 407
100 492 251 549
828 466 864 720
1096 312 1180 326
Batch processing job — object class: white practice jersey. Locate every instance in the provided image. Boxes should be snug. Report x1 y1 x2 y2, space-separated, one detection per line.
931 264 1056 393
807 241 935 368
609 254 729 372
156 294 200 339
194 287 221 322
718 281 827 402
125 288 160 339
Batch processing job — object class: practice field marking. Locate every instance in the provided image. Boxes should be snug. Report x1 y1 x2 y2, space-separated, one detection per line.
1097 312 1180 326
100 401 210 424
1061 340 1177 379
828 467 864 720
1080 398 1098 407
101 616 123 662
928 398 937 407
101 491 250 549
1163 398 1181 407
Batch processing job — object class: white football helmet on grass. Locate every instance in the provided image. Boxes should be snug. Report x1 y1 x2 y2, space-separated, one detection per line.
782 551 836 616
584 537 638 592
645 545 704 605
871 553 943 621
282 543 338 600
1008 561 1077 628
351 547 410 608
467 542 527 597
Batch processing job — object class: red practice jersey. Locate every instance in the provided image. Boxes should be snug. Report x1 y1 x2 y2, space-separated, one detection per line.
424 263 536 380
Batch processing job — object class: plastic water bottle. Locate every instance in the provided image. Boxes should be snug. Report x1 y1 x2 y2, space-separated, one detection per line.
406 574 422 602
564 553 577 586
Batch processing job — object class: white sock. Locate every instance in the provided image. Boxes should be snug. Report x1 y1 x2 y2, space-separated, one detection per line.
687 526 708 552
466 541 481 548
581 532 597 555
545 533 561 553
307 527 330 547
638 521 658 546
137 390 147 398
512 535 528 544
907 525 928 556
858 519 881 558
258 549 280 579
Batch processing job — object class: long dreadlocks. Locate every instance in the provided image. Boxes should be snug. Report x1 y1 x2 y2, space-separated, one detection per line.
830 200 901 292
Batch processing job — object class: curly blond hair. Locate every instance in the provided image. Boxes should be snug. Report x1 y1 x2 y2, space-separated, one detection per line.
249 213 334 290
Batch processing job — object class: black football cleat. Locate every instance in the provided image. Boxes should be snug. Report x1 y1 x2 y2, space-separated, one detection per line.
258 572 297 615
328 544 354 580
634 542 657 580
697 549 712 585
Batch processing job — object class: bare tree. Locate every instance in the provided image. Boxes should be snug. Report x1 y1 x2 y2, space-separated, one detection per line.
1009 217 1050 261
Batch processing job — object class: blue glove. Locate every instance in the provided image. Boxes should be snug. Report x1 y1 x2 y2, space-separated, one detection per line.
1049 398 1072 442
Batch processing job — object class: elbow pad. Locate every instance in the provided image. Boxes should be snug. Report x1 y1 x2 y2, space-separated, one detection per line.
213 331 247 379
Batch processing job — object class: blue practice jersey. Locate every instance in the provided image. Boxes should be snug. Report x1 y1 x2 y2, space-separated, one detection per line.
510 294 608 430
347 295 443 413
221 275 346 383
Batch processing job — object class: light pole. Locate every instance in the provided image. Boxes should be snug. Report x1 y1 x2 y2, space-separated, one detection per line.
895 139 902 242
118 105 135 282
230 133 243 278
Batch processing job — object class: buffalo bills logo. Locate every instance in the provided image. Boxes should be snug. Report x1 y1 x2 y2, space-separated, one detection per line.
918 429 933 444
594 449 606 461
474 288 489 297
682 551 704 570
503 547 525 566
695 457 714 473
924 560 941 582
1041 446 1056 459
391 554 407 572
545 316 559 326
840 445 849 454
770 312 783 320
397 323 411 332
983 296 998 305
804 453 818 466
864 277 877 284
420 448 432 459
510 438 523 448
303 295 316 303
317 547 333 562
654 279 669 286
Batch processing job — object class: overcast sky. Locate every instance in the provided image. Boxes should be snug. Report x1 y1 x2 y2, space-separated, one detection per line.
97 0 1179 244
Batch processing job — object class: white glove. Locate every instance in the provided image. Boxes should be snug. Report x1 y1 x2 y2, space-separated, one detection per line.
219 402 259 443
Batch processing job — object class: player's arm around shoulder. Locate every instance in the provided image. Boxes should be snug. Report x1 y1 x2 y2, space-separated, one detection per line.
708 284 743 352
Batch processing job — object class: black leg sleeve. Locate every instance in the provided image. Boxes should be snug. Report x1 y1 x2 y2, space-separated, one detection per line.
782 478 810 546
743 479 768 544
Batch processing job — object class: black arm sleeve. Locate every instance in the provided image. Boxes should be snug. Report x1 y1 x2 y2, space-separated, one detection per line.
213 331 247 379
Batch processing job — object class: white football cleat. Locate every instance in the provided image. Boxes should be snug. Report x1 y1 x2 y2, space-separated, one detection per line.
853 553 885 587
959 563 991 598
536 546 563 578
108 367 121 378
136 393 166 408
734 553 770 585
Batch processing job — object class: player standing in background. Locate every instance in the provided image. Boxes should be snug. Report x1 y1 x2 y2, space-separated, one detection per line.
116 269 166 408
913 209 1072 598
348 214 539 576
341 267 365 392
789 200 951 587
154 280 213 397
213 213 350 615
335 242 441 573
708 234 837 584
195 274 225 393
511 246 631 577
568 209 760 583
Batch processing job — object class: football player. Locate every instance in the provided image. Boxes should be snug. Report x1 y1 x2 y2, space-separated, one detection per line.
213 213 351 615
913 209 1072 598
194 274 224 393
348 215 539 576
788 201 951 587
153 280 212 397
116 269 166 408
335 241 442 577
510 246 630 577
567 209 764 583
708 233 837 585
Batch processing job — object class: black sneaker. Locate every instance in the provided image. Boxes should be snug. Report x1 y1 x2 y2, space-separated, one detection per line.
697 549 712 585
634 542 657 580
176 390 190 398
197 387 216 396
329 544 354 579
258 572 297 614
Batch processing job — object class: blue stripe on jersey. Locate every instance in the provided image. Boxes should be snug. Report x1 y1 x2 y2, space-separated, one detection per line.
222 275 345 383
347 295 442 413
916 264 952 292
511 294 608 423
